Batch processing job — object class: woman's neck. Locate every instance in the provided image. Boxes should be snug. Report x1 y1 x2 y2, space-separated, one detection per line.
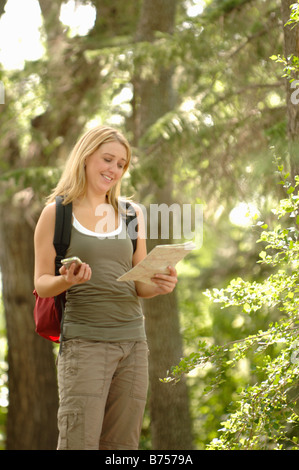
77 192 109 212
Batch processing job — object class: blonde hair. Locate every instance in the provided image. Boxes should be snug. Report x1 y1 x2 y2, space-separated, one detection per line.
47 125 131 212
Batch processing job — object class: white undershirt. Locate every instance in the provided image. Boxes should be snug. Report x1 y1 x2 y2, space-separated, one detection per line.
72 213 123 238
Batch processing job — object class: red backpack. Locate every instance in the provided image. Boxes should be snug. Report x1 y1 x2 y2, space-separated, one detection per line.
33 196 72 342
33 198 137 343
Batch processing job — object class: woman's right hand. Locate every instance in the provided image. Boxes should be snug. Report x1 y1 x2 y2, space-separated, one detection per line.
59 262 92 286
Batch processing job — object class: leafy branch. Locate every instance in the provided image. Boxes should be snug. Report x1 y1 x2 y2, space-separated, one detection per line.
162 162 299 449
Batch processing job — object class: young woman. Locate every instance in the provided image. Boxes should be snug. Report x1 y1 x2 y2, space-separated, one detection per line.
34 125 177 450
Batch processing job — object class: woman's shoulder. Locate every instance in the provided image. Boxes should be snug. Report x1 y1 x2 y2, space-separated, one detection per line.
36 202 56 228
121 200 146 229
121 199 144 222
129 200 145 218
41 201 56 217
120 198 141 212
34 201 57 245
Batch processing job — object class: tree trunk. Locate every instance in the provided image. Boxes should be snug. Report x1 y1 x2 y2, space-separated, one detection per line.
281 0 299 176
143 238 193 450
132 0 193 450
0 0 99 449
0 197 58 449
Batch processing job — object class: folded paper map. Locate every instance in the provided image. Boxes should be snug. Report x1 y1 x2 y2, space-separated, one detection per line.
117 241 196 286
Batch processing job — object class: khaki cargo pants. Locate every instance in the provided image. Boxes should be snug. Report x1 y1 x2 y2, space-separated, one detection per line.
57 339 149 450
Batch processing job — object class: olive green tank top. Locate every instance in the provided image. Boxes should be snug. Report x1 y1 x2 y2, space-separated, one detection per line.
62 214 145 342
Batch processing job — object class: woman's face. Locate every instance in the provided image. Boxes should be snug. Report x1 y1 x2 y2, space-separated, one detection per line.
85 141 128 195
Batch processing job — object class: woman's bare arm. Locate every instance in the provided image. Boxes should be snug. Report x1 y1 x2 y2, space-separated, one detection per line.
34 202 91 298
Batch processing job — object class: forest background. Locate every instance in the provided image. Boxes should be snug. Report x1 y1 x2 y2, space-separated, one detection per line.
0 0 299 450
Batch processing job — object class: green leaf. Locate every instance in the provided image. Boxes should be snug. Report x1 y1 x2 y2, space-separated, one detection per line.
243 303 251 313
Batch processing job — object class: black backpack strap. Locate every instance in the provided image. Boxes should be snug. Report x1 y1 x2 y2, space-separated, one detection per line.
122 201 138 254
53 196 73 275
53 196 72 351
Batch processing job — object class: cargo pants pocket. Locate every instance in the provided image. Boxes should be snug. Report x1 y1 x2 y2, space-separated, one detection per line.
57 408 84 450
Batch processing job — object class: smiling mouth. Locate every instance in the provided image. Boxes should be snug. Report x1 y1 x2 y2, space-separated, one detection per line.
102 174 113 182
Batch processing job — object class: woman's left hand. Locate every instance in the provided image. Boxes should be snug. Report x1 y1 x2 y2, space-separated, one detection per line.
151 266 178 295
